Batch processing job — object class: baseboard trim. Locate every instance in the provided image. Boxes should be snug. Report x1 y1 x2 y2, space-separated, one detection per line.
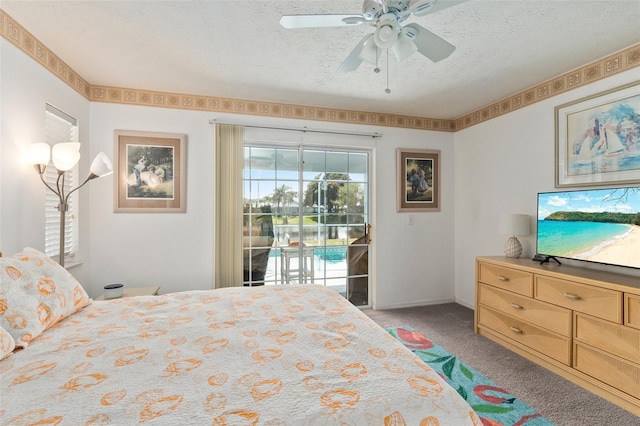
454 298 474 310
373 298 455 310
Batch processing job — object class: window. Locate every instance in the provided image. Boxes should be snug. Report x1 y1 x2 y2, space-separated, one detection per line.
44 104 79 262
243 144 371 306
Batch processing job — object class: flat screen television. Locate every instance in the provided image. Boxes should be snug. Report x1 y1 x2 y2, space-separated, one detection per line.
536 187 640 269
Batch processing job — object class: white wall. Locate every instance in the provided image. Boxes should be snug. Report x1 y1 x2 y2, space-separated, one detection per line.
87 104 216 297
2 38 458 305
88 104 457 306
4 36 638 308
0 40 91 285
454 68 640 308
374 127 457 309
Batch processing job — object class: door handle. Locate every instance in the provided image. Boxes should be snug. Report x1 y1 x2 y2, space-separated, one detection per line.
365 223 372 244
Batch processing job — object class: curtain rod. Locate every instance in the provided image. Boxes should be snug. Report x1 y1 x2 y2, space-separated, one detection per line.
209 119 383 138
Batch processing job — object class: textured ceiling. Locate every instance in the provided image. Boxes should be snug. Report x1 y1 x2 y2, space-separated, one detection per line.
2 0 639 119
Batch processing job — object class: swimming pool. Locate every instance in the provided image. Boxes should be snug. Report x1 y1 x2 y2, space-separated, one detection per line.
269 246 347 263
314 247 347 263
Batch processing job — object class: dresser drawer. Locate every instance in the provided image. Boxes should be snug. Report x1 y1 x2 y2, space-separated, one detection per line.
478 305 571 365
478 262 533 297
626 294 640 330
574 313 640 364
574 342 640 399
478 283 572 337
535 276 622 323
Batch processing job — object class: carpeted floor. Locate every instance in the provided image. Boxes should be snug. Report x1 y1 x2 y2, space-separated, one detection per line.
363 303 639 426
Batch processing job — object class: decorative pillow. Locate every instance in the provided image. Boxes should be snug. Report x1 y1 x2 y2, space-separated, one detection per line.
0 247 91 347
0 325 15 360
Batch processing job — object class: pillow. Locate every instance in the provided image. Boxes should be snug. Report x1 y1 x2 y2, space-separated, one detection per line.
0 325 15 360
0 247 91 347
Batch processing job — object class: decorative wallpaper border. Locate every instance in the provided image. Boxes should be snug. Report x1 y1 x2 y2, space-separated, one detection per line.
89 85 454 131
1 9 91 98
1 8 638 132
455 44 640 131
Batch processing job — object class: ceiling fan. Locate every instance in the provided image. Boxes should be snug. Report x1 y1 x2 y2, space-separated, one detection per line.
280 0 467 73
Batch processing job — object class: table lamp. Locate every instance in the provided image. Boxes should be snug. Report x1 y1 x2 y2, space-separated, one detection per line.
499 213 530 258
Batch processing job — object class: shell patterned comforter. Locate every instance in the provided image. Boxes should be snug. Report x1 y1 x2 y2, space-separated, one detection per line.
1 285 480 425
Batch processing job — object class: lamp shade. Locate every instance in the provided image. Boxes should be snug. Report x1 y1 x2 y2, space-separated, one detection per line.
499 213 530 236
90 152 113 177
52 143 81 171
358 37 379 65
393 31 418 62
373 14 398 49
28 143 51 166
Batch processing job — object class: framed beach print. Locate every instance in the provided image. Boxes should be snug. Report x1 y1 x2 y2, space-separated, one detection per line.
114 130 187 213
555 81 640 187
396 148 440 212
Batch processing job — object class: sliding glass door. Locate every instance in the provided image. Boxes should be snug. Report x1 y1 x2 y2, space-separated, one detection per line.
243 144 371 306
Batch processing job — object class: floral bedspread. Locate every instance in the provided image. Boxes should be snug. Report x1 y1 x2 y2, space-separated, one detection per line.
1 285 480 425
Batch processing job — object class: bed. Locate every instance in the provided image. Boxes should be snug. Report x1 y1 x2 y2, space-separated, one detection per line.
1 248 480 425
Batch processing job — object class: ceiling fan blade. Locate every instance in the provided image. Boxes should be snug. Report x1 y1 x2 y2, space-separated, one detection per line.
280 14 365 29
410 0 469 17
338 34 373 73
403 23 455 62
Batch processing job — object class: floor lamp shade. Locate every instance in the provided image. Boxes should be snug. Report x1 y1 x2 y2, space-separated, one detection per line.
499 214 530 258
52 143 81 171
28 143 51 166
90 152 114 177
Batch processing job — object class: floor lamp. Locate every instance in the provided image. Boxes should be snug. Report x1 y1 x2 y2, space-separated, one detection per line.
28 142 113 267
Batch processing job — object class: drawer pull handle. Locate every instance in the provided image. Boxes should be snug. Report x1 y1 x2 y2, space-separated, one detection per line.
497 275 509 282
563 292 581 300
510 326 523 334
510 303 523 310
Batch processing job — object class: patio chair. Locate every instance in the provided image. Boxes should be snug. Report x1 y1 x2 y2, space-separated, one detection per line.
243 205 274 285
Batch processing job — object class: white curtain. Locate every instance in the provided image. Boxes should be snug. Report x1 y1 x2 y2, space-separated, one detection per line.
214 124 244 288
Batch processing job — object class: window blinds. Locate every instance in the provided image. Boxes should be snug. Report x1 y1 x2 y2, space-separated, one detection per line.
44 104 79 261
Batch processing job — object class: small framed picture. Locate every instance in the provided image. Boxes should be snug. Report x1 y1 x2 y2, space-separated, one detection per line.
555 81 640 187
397 148 440 212
114 130 187 213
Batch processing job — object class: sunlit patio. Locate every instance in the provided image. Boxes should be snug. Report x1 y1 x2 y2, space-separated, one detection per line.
262 246 349 294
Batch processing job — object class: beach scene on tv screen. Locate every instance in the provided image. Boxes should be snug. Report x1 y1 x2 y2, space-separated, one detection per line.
537 187 640 268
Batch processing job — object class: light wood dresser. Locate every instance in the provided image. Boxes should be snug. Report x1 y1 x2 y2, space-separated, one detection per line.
475 256 640 415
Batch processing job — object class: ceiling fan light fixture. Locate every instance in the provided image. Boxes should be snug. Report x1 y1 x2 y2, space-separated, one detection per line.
393 31 418 62
373 13 399 49
409 0 437 16
376 25 395 43
358 37 380 65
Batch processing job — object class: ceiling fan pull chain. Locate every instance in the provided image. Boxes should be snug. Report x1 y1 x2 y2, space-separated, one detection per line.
385 50 391 94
